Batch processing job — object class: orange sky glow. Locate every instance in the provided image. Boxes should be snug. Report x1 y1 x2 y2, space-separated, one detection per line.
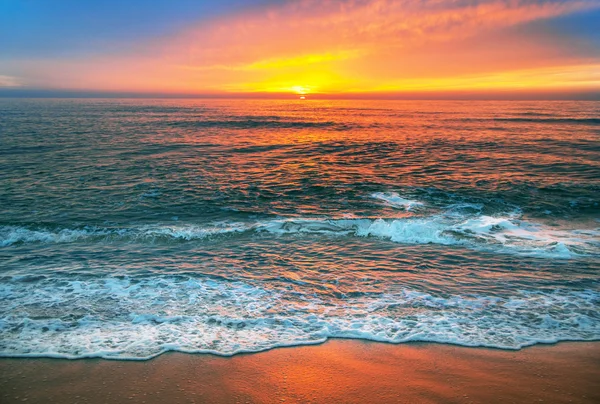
2 0 600 97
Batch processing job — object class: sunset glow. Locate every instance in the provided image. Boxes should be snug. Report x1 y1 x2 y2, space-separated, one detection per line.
2 2 600 399
1 0 599 97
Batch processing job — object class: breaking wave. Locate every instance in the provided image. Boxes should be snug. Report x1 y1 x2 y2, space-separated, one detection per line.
2 212 598 259
0 275 598 359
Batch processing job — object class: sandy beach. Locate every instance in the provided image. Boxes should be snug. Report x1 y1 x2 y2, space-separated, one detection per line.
1 340 599 403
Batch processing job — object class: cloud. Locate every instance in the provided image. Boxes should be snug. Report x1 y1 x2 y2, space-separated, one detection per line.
0 75 21 87
169 0 598 64
3 0 600 94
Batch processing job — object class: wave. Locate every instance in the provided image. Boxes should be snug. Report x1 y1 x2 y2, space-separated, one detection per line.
0 223 248 247
492 117 600 125
0 275 598 359
164 119 351 130
2 212 598 258
263 216 598 258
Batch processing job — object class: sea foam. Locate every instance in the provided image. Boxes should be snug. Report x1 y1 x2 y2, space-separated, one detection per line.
0 275 598 359
371 192 424 211
2 212 598 259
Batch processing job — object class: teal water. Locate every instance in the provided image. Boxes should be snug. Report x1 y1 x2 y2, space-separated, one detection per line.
0 99 599 359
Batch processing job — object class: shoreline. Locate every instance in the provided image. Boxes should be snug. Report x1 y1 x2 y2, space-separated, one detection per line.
1 340 599 403
1 337 599 361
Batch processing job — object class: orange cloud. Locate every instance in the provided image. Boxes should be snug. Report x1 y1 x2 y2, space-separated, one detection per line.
4 0 600 95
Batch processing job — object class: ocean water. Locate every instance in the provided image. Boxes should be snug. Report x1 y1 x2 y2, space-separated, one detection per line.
0 98 599 360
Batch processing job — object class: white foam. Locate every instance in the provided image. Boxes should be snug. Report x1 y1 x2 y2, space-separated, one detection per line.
257 216 598 258
447 216 598 258
0 226 108 247
371 192 424 210
2 214 598 259
139 223 249 240
0 275 598 359
0 223 250 246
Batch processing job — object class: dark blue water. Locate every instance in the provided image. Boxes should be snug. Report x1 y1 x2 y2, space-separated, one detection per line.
1 98 599 359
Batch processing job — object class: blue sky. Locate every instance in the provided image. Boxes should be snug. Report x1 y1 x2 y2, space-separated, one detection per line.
0 0 270 57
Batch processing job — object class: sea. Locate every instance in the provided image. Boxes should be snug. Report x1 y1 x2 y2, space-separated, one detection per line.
0 98 599 360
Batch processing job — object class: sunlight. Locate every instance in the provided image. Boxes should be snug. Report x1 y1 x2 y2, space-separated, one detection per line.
291 85 310 95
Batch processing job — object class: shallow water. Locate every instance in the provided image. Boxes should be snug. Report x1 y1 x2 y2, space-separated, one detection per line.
0 99 599 359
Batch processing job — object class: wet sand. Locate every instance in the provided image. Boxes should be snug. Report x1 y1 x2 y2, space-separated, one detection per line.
1 340 599 403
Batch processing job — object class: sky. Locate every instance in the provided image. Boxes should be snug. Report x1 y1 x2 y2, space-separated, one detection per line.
1 0 600 98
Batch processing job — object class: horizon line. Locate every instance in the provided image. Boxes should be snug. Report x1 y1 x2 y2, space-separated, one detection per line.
1 88 600 101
